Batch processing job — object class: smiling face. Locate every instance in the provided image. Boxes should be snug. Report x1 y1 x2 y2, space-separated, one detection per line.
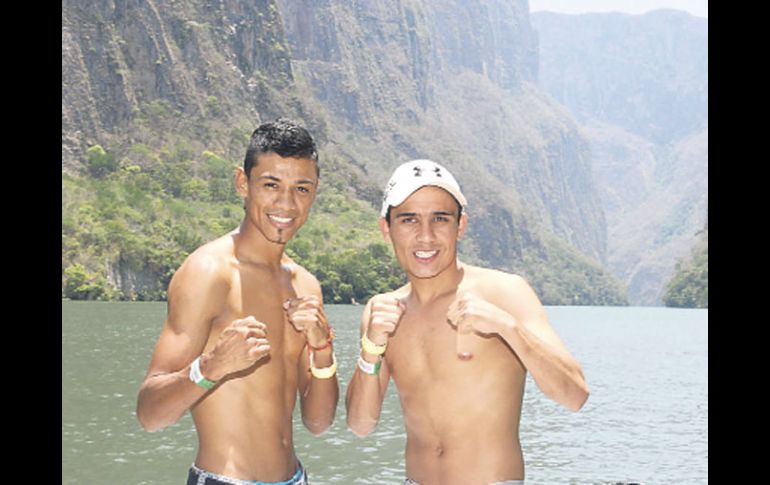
380 185 467 280
236 152 318 245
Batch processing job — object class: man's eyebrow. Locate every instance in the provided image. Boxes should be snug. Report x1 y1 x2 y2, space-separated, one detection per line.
258 174 316 185
394 210 456 218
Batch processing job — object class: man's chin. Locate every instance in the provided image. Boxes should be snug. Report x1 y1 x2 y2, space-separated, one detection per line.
407 269 441 280
267 228 297 245
267 235 290 245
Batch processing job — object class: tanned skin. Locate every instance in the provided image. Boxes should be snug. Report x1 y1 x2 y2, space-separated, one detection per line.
137 152 338 481
346 186 589 485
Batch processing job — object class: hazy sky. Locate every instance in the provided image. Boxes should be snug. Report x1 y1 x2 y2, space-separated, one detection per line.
529 0 708 18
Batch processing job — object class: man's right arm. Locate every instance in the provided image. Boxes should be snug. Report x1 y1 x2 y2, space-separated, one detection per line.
136 253 271 432
135 254 225 432
345 295 403 437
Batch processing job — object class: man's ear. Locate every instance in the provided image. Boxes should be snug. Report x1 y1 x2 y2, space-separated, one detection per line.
235 167 248 199
378 217 391 242
457 212 468 239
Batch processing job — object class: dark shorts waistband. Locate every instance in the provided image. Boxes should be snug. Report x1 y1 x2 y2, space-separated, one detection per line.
187 463 307 485
405 479 522 485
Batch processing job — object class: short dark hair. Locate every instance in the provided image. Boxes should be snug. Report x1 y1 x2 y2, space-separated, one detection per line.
384 196 463 225
243 118 319 178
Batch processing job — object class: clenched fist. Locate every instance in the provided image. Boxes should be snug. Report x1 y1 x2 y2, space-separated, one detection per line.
284 295 333 349
202 316 271 381
447 290 515 336
366 295 406 346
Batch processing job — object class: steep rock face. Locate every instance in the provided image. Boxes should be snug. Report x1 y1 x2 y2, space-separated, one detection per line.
277 0 538 128
62 0 294 170
532 9 707 304
422 1 538 90
532 9 707 145
62 0 623 303
423 75 607 263
278 0 430 132
604 125 707 304
278 0 606 264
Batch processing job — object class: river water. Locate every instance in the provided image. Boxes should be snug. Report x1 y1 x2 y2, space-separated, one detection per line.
62 302 707 484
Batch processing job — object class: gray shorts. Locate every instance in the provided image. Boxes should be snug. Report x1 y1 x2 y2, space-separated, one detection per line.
405 480 523 485
187 462 307 485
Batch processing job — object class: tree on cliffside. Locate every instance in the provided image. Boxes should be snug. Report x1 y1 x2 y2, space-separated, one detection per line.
662 223 708 308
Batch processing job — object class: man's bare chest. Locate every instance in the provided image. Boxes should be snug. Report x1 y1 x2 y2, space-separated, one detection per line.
386 308 518 390
211 267 306 356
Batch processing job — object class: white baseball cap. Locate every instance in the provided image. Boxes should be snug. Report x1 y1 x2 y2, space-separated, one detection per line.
380 159 467 217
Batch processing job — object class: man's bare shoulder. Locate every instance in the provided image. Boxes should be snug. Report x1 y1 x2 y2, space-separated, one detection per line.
461 264 535 302
461 263 544 317
169 234 236 293
370 284 410 304
281 254 322 298
363 284 410 312
462 264 526 287
162 234 237 328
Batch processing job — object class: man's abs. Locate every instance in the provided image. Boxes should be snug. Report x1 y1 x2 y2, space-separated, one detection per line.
191 353 301 481
393 351 527 484
404 430 524 485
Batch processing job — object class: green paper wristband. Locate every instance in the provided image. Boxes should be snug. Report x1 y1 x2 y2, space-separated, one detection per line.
357 354 382 375
189 356 217 390
196 376 216 390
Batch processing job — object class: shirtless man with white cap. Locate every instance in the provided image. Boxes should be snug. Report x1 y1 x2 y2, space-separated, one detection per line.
345 159 589 485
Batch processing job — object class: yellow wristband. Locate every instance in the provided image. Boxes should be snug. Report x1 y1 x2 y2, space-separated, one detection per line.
361 333 387 356
309 351 337 379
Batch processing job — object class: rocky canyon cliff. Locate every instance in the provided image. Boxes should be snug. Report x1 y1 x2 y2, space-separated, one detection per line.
62 0 626 304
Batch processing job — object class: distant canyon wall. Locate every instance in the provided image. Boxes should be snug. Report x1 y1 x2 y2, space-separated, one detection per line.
532 9 708 304
62 0 625 303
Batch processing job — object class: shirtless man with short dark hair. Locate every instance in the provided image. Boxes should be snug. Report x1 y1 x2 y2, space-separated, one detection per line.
137 118 338 485
345 159 589 485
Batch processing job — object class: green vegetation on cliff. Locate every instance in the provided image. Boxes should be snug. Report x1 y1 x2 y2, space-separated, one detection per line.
62 0 630 306
62 145 241 300
524 235 628 306
285 186 406 304
62 142 626 305
662 226 708 308
62 143 403 302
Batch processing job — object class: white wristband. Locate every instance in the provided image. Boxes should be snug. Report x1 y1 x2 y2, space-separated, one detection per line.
357 354 382 375
189 356 217 390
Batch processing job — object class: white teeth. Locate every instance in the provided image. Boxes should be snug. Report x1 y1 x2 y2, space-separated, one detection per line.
269 215 292 224
415 250 438 258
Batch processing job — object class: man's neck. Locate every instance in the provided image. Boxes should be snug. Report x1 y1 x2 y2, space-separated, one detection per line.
232 220 286 269
407 261 464 305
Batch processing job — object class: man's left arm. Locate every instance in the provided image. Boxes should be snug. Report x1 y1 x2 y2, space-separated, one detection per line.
449 274 589 411
286 283 340 435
